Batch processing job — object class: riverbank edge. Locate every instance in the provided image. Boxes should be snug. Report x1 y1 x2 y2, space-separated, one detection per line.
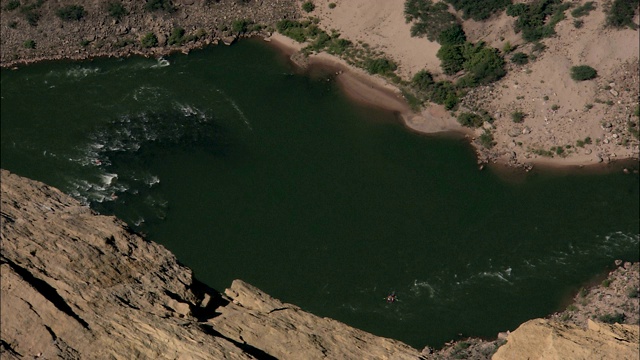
2 30 637 173
263 33 640 174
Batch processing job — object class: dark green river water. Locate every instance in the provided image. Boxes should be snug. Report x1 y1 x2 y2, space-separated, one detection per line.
1 40 638 348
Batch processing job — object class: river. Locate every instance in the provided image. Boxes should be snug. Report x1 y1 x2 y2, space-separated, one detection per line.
1 39 638 348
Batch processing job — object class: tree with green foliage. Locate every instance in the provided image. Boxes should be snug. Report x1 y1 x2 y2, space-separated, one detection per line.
232 19 251 33
141 32 158 48
412 70 435 91
511 52 529 65
302 1 315 12
457 112 484 128
437 44 465 75
107 1 128 19
570 65 597 81
405 0 458 41
438 24 467 45
23 39 36 49
145 0 175 13
168 27 185 45
606 0 639 28
444 0 512 21
3 0 20 11
56 5 86 21
429 81 459 109
571 1 595 17
461 42 505 85
364 57 397 76
508 0 569 42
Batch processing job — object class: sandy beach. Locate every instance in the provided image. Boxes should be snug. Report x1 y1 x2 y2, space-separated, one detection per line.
270 0 639 170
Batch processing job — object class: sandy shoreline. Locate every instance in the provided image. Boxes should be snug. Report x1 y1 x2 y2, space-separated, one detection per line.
264 32 638 173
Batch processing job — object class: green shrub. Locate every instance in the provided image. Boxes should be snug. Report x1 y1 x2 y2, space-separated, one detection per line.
628 287 639 298
405 0 458 41
508 0 570 42
551 104 559 111
437 44 465 75
571 1 596 17
107 1 128 19
599 312 625 324
444 0 512 21
56 5 86 21
276 19 307 42
438 24 467 45
168 27 185 45
364 57 397 75
9 21 18 28
602 279 612 287
606 0 639 28
328 2 336 9
570 65 597 81
511 110 525 123
429 81 459 109
461 42 506 85
511 52 529 65
457 112 484 128
412 70 435 91
302 1 315 12
80 39 91 47
479 130 496 148
573 19 584 28
23 39 35 49
232 19 251 33
141 32 158 48
23 10 40 26
4 0 20 11
145 0 175 13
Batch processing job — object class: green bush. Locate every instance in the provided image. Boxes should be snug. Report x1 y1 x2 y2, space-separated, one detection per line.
23 39 36 49
457 112 484 128
232 19 251 33
511 110 525 123
606 0 639 28
328 2 336 9
145 0 175 13
437 44 465 74
444 0 512 21
4 0 20 11
405 0 458 41
141 32 158 48
107 2 128 19
364 57 397 75
570 65 597 81
276 19 307 42
461 42 506 84
412 70 435 91
573 19 584 28
56 5 86 21
429 81 459 109
302 1 315 12
571 1 595 17
599 313 625 324
438 24 467 46
511 52 529 64
508 0 569 42
479 130 496 148
23 10 40 26
168 27 185 45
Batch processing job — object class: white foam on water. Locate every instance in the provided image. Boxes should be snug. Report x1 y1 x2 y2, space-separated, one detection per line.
151 57 170 69
215 89 253 130
101 173 118 186
65 67 100 79
410 279 436 298
133 217 145 226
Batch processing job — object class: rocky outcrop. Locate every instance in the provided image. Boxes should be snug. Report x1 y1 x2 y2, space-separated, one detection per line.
493 319 639 360
0 169 422 359
1 0 299 67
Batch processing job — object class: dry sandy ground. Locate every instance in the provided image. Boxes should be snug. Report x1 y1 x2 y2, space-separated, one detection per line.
281 0 639 168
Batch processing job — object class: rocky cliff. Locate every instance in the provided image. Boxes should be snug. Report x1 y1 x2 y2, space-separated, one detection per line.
0 169 421 359
2 169 639 360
